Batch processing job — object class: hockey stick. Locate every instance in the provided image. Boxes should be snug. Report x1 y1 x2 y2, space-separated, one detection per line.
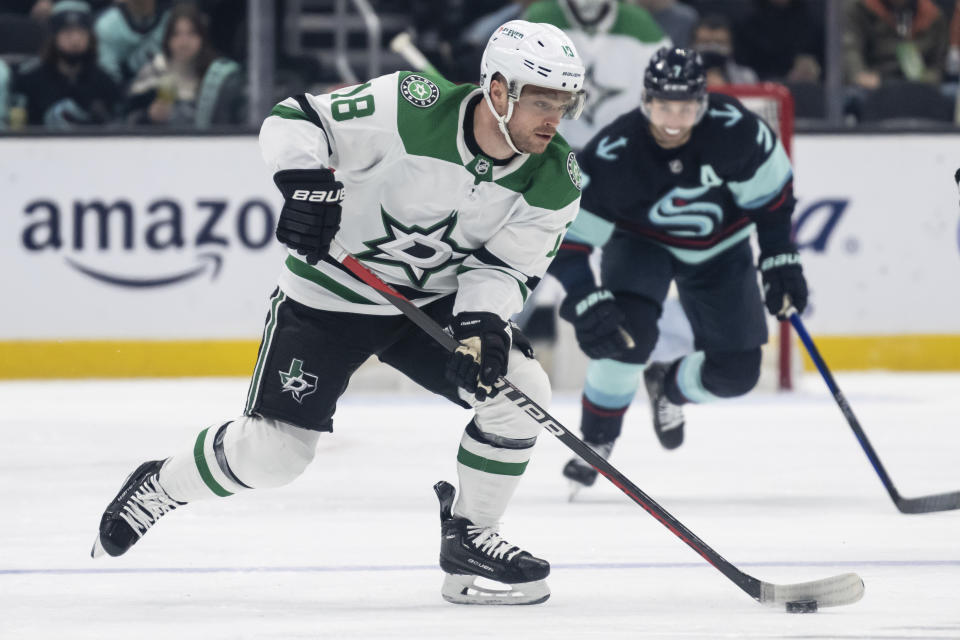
328 240 864 609
788 308 960 514
390 31 440 75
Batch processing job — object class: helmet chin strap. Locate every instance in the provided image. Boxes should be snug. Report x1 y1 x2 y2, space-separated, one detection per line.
484 91 524 156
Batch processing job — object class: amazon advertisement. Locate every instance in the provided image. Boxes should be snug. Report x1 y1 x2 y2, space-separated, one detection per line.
1 133 959 377
1 136 285 377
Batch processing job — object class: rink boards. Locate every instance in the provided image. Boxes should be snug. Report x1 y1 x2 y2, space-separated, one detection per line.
1 133 959 378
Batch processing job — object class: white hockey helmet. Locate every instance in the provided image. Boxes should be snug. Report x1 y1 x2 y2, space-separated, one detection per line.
480 20 586 153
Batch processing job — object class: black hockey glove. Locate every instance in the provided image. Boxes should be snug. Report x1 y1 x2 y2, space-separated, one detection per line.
273 168 344 265
759 249 808 318
445 312 510 401
559 288 635 360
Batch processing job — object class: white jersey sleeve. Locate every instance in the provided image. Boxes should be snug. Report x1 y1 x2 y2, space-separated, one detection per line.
455 199 579 320
259 73 401 173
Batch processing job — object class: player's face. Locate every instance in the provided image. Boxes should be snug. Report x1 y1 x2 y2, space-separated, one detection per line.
507 86 573 154
647 98 700 148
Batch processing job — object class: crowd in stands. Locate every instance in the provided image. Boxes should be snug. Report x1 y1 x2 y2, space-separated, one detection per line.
3 0 960 131
0 0 246 130
414 0 960 124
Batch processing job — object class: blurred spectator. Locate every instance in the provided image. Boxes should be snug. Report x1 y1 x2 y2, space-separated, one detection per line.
12 0 121 128
736 0 823 82
524 0 670 150
691 13 758 86
945 0 960 78
636 0 699 48
0 58 10 128
125 3 243 127
844 0 950 88
408 0 510 82
0 0 52 57
1 0 54 20
95 0 170 88
459 1 537 82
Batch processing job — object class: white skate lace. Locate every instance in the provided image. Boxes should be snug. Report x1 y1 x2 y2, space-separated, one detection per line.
466 526 522 561
655 397 684 431
119 475 180 537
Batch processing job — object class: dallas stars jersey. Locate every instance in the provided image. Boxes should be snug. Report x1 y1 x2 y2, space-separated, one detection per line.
259 71 582 321
566 93 795 263
523 0 670 150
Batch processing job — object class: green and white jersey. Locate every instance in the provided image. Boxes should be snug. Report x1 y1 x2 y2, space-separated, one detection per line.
259 71 582 321
524 0 670 150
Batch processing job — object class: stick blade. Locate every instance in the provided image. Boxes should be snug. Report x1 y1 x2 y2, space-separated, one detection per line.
760 572 864 608
897 491 960 514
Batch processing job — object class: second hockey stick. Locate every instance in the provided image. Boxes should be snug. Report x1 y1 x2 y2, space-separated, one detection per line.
788 309 960 514
329 240 864 610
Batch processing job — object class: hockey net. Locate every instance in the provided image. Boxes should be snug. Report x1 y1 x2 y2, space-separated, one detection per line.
711 83 797 391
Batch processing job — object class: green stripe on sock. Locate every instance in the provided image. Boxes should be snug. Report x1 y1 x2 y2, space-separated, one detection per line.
193 428 233 497
456 446 529 476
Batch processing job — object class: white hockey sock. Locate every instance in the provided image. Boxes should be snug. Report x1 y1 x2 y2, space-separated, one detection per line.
452 424 534 527
159 416 320 503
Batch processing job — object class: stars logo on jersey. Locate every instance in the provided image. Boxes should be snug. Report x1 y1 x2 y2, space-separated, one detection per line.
401 74 440 108
357 207 470 287
581 64 623 124
279 358 318 403
567 151 582 190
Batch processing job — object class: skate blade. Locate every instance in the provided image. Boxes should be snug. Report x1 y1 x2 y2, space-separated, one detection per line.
567 481 584 502
90 535 105 559
441 574 550 605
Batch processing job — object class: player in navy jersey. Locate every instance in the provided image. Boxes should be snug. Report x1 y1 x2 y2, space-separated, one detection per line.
550 47 808 492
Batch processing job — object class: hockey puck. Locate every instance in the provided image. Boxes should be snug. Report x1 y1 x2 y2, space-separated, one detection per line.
785 599 818 613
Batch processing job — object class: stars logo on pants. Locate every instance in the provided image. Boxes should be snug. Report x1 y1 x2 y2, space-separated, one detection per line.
279 358 318 403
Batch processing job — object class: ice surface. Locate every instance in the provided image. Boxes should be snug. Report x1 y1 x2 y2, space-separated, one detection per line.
1 373 958 639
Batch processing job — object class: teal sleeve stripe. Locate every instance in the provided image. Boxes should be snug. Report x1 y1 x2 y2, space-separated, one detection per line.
269 104 310 122
676 351 721 403
457 446 529 476
728 143 793 210
566 208 615 247
193 428 233 497
285 256 378 304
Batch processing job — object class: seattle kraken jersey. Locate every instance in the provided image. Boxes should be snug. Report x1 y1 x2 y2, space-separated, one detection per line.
524 0 670 150
567 93 794 264
259 71 582 320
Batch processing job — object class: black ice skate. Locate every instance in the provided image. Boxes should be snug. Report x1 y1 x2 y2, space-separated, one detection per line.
91 459 185 558
645 362 685 450
562 441 614 500
434 480 550 605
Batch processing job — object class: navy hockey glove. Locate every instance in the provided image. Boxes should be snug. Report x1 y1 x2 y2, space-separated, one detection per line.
759 250 808 317
273 168 344 265
446 312 510 401
559 288 635 360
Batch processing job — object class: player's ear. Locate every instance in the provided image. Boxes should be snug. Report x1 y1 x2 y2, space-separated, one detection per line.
490 74 508 116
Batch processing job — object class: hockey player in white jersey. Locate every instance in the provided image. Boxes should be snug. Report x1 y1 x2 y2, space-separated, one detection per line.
90 21 585 606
